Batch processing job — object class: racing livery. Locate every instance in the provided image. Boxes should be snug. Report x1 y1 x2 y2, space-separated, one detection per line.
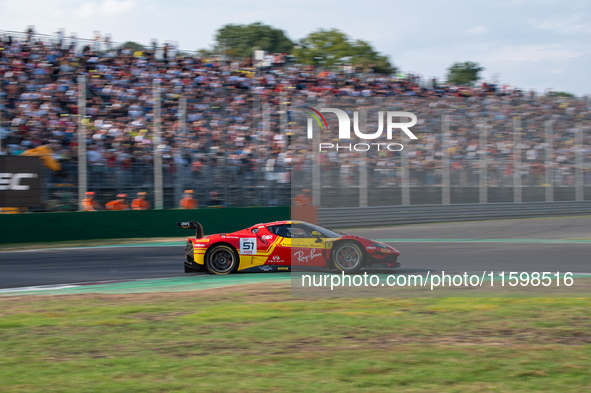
179 221 400 275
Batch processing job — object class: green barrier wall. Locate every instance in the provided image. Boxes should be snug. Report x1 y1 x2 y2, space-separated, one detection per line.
0 207 290 244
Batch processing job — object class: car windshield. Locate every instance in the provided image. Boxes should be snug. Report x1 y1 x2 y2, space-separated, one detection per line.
301 223 343 238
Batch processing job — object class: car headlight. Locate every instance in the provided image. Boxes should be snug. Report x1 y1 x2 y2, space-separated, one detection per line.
370 242 392 254
370 242 386 248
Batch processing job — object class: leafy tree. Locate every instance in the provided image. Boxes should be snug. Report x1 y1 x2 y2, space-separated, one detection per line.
215 22 294 58
293 29 396 74
446 61 484 86
197 48 214 57
551 91 575 98
118 41 145 51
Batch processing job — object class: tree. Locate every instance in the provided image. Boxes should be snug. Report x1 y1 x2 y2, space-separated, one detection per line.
446 61 484 86
118 41 145 51
551 91 575 98
293 29 396 74
196 48 214 57
215 22 294 58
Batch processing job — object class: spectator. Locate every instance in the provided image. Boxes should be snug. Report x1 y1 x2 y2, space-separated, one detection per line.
179 189 198 209
105 194 129 210
81 191 101 211
131 191 150 210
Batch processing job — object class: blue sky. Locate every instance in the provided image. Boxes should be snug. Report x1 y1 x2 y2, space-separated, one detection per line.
1 0 589 95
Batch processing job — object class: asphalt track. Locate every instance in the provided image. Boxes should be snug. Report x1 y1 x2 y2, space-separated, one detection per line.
0 216 590 290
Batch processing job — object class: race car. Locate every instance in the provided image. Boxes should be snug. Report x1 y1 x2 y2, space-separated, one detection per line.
178 220 400 275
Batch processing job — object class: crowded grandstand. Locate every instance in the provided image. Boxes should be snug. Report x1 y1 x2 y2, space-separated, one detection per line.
0 28 589 210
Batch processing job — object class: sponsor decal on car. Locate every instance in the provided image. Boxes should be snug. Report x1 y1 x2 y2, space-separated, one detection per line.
240 238 257 255
293 249 322 263
259 265 273 272
278 267 289 271
268 255 284 263
262 235 273 240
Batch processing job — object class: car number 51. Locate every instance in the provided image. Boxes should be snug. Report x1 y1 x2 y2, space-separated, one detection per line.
240 238 257 255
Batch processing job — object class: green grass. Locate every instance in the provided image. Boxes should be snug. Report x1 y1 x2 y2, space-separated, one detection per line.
1 288 590 392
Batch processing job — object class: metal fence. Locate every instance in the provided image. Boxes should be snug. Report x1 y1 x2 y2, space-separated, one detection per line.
291 96 591 208
21 91 591 211
21 75 293 210
45 161 292 210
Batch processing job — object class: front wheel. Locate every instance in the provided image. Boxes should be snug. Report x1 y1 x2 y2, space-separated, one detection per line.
332 242 364 273
205 244 239 275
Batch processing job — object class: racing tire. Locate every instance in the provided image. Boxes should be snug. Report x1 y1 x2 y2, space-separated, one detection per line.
205 244 239 275
332 242 364 273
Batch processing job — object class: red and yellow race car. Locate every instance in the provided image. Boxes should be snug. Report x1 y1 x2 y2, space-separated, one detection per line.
178 221 401 275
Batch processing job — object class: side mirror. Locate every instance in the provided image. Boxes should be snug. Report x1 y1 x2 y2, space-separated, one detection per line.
312 231 322 243
251 227 267 244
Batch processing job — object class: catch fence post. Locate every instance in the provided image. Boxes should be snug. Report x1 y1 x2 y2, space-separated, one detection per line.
77 76 87 211
153 79 163 209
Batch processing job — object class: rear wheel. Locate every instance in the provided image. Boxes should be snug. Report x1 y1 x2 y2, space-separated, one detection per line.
332 242 364 273
205 244 239 275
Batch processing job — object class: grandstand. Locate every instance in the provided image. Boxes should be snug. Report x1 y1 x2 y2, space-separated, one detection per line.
0 28 589 210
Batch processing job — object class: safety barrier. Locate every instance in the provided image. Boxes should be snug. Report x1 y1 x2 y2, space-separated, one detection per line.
2 202 588 243
0 207 289 244
318 201 591 228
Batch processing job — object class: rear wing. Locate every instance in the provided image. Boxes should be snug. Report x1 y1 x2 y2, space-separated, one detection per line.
177 221 204 239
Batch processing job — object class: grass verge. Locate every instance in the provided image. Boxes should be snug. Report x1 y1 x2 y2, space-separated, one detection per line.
1 284 590 392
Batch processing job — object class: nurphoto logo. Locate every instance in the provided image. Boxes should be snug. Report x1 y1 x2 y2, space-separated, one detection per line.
304 107 418 152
